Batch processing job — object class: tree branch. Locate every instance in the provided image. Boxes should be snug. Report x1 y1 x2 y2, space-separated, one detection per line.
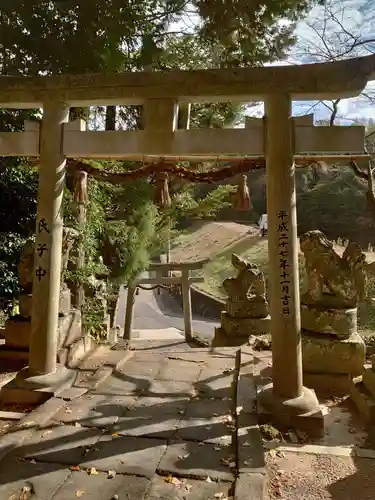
348 160 369 180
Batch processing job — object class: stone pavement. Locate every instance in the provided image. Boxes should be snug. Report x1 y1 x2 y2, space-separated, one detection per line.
0 337 265 500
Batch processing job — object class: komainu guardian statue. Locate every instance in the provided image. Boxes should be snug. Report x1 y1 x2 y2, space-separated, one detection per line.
300 230 367 380
300 230 366 309
223 253 267 303
213 253 270 346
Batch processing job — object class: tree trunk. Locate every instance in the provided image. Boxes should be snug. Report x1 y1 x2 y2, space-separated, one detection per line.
105 106 116 131
329 99 340 126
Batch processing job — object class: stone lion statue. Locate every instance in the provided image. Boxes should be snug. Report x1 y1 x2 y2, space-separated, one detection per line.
300 230 367 308
19 227 79 293
223 253 266 302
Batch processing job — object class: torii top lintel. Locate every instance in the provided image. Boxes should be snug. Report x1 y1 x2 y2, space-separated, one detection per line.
0 55 374 109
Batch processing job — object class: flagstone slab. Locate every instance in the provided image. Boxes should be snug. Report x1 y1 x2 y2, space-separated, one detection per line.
145 474 232 500
0 459 69 499
114 415 180 439
146 379 195 398
81 434 167 478
52 394 137 429
157 440 235 481
17 424 102 465
52 470 150 500
155 358 203 383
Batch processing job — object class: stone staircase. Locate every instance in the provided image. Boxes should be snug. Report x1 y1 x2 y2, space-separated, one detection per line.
350 357 375 423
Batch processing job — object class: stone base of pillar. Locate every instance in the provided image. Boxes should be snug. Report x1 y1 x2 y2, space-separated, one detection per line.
257 383 324 437
0 365 75 406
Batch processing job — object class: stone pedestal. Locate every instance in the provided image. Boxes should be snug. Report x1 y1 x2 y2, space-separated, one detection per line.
19 287 71 318
302 332 365 377
301 304 357 339
213 299 270 347
0 310 88 368
301 303 366 393
225 299 269 319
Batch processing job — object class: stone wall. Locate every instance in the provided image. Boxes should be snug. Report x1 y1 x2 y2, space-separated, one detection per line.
170 285 224 320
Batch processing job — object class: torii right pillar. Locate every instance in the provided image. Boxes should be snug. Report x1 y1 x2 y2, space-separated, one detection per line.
257 92 324 435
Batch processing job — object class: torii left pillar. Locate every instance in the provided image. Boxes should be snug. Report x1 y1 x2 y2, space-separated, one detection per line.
1 102 73 403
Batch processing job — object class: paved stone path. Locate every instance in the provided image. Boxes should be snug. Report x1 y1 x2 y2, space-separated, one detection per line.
0 339 265 499
116 282 219 343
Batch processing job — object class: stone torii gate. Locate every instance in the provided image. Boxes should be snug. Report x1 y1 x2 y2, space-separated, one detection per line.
0 55 374 422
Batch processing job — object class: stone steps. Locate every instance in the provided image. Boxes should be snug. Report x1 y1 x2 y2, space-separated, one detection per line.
57 335 95 368
349 377 375 423
362 367 375 400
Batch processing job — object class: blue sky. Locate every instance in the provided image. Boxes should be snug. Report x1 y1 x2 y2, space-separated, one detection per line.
275 0 375 123
172 1 375 124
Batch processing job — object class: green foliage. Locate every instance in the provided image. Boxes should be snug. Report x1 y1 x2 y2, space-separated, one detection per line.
296 167 373 244
0 163 38 302
172 184 237 220
0 0 324 334
193 0 324 66
0 1 322 77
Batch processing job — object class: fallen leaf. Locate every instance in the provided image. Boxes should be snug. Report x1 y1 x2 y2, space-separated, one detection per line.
41 430 52 438
20 485 33 500
236 406 243 415
112 432 119 438
29 459 36 464
276 450 285 458
107 470 116 479
164 474 181 485
70 465 81 471
87 467 98 475
22 421 35 428
242 441 251 447
184 483 193 491
243 460 250 466
220 458 236 468
75 422 82 428
178 453 190 460
206 476 212 482
269 449 277 458
75 489 85 497
215 493 224 499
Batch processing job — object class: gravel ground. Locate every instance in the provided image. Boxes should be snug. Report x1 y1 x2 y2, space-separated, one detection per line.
266 451 375 500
